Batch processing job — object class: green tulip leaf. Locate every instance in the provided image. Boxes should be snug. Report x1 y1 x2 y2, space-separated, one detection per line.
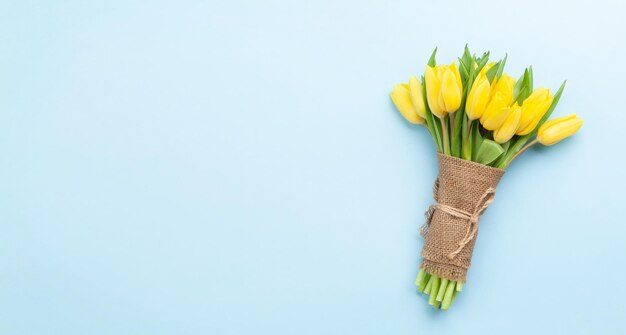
475 139 505 165
474 52 490 73
485 61 499 82
458 57 470 81
427 47 438 67
495 54 508 80
500 140 511 153
513 69 527 101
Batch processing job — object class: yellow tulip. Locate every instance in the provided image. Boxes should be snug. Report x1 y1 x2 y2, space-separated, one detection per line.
490 73 516 104
390 84 424 125
451 64 463 99
409 76 427 119
537 114 583 146
438 65 463 113
465 73 491 120
493 103 522 143
425 63 463 118
516 87 554 135
480 92 511 130
424 65 445 118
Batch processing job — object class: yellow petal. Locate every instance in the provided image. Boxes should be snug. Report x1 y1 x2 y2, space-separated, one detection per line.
540 113 576 130
537 114 583 146
516 87 554 135
491 73 516 105
466 77 490 120
438 67 462 113
425 66 445 118
480 92 511 130
390 84 423 124
449 63 463 94
409 76 426 119
493 104 521 143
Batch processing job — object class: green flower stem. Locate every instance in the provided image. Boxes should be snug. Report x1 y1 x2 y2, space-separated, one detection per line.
415 269 425 286
451 111 463 157
419 273 431 293
471 121 483 161
428 276 440 305
424 118 441 152
449 114 455 153
441 281 456 310
436 278 449 302
424 275 435 295
504 139 538 168
449 290 458 307
440 116 450 155
432 115 444 152
462 119 472 160
415 269 466 310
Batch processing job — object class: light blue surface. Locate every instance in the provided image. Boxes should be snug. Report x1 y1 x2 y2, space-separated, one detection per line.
1 0 625 333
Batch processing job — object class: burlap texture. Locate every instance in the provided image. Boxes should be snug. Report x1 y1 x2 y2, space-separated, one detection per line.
420 154 505 282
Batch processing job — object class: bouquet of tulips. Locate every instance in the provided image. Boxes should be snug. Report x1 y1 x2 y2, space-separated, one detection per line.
390 46 582 310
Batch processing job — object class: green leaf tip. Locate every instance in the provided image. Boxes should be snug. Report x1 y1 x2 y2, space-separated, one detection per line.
427 47 438 67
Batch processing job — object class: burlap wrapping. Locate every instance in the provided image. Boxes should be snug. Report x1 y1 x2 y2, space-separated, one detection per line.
419 154 505 282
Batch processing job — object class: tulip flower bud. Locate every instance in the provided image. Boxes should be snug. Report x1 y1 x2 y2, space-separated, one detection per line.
537 114 583 146
425 66 445 118
480 92 511 130
390 84 424 125
450 63 463 100
493 103 522 143
409 76 427 119
438 66 463 113
490 74 516 105
465 74 490 120
516 88 554 135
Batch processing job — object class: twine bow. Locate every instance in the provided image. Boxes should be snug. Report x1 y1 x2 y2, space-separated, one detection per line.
419 179 497 260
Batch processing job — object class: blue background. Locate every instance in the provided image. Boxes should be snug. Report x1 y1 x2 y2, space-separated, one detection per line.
1 0 625 333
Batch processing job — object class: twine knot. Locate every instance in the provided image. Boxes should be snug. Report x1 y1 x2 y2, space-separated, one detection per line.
420 181 497 260
435 187 496 259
